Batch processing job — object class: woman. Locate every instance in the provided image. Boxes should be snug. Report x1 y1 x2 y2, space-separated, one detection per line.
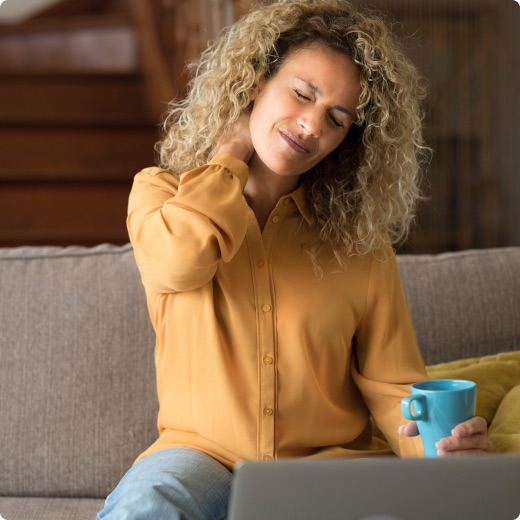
98 0 492 518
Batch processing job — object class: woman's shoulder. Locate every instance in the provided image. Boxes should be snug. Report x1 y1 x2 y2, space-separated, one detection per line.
136 166 178 179
343 244 396 268
133 166 180 191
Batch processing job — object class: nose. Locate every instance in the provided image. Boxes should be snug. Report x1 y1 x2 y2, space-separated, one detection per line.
297 108 322 137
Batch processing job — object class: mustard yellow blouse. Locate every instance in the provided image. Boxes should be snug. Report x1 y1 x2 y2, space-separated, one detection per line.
127 153 426 468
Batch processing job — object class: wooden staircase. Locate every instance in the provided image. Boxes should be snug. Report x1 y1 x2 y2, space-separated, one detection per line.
0 0 159 247
0 0 256 247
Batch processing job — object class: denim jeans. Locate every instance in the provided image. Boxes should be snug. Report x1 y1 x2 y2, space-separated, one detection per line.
96 447 233 520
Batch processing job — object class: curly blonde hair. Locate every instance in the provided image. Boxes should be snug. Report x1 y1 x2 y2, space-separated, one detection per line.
157 0 429 263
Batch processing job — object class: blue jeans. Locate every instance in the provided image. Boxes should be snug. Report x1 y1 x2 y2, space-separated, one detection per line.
97 447 233 520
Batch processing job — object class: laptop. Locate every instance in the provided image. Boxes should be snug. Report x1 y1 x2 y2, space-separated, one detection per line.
228 455 520 520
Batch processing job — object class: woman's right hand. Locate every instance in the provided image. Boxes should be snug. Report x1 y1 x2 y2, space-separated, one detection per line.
215 111 254 164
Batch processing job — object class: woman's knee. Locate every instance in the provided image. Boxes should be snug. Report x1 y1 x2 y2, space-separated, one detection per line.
97 447 233 520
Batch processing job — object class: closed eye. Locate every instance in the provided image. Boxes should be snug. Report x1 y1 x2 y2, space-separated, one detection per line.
294 89 311 101
329 113 345 128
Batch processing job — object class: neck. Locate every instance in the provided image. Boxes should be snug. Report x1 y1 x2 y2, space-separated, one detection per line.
244 154 300 230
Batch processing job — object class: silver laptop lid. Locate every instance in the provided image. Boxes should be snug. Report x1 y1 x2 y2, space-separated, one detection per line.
228 455 520 520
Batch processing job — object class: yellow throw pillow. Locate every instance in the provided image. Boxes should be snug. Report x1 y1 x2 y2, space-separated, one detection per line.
426 351 520 424
489 384 520 453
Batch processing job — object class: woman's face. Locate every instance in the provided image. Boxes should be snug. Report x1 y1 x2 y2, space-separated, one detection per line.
248 43 361 179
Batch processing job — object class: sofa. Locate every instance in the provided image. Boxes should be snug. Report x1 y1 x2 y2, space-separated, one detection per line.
0 243 519 520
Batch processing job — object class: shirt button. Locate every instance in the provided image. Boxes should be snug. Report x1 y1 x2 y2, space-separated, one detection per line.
256 260 265 268
283 198 291 206
263 455 273 461
263 355 274 365
271 215 280 224
263 407 274 416
261 304 271 312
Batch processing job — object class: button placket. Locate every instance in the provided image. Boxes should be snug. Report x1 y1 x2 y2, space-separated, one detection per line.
258 274 276 461
251 209 285 462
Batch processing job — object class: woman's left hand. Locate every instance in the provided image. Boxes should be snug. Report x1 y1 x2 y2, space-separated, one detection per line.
399 416 493 456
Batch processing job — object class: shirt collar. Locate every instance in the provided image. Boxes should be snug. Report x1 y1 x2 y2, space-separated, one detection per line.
285 185 313 225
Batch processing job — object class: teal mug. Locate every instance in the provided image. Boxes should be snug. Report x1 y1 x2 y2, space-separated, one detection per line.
401 379 477 457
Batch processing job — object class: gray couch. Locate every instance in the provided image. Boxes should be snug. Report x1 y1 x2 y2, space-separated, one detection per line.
0 243 519 520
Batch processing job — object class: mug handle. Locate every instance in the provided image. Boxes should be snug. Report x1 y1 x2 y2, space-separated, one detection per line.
401 395 428 421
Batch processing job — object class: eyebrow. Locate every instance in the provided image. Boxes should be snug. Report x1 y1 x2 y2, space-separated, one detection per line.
304 80 355 119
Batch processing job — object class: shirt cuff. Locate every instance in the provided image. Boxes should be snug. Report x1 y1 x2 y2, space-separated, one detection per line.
209 153 249 189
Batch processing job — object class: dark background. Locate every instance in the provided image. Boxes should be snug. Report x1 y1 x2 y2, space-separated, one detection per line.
0 0 518 253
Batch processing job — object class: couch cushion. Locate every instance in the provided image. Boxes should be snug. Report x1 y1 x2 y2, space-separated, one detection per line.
426 351 520 424
489 384 520 453
397 247 520 365
0 497 105 520
0 244 158 498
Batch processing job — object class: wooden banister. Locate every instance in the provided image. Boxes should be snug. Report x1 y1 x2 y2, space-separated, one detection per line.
129 0 256 120
129 0 177 119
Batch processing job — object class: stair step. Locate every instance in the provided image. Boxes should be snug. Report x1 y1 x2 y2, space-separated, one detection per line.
0 181 130 247
0 73 155 124
0 125 158 181
0 16 138 73
0 6 159 247
29 0 130 20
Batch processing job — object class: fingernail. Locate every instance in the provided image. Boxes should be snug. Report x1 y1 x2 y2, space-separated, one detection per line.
436 439 448 451
453 426 465 437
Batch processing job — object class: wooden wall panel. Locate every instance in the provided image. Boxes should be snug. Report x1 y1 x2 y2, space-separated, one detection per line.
368 0 517 253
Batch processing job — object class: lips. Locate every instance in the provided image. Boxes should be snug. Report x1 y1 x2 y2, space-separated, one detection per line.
279 130 311 154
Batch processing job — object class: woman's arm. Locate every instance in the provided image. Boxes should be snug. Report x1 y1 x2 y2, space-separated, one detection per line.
351 248 428 456
127 154 250 293
128 112 255 293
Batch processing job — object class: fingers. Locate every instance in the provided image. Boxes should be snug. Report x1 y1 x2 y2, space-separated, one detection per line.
435 436 493 456
436 416 493 456
451 416 488 437
398 422 419 437
215 112 254 162
398 416 494 456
